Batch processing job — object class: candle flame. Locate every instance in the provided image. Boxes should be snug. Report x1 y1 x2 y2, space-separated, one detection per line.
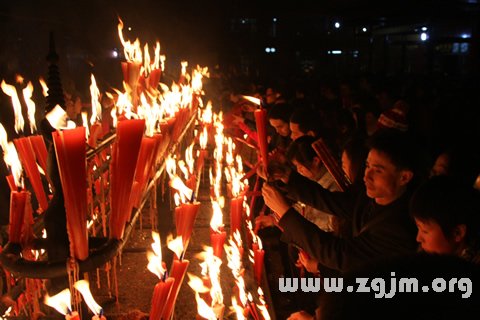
117 17 142 63
187 272 209 293
170 176 193 203
199 126 208 149
231 296 246 320
167 234 184 259
210 198 224 233
22 81 37 134
38 78 48 97
74 280 103 316
1 80 24 133
44 288 71 316
194 292 217 320
0 124 23 188
242 95 261 106
45 105 69 130
89 74 102 125
147 231 165 279
201 101 213 124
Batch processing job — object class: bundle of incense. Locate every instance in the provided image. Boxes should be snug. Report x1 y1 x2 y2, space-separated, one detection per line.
311 138 351 192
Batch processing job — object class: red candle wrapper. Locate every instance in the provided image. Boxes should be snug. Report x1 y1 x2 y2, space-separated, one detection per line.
230 196 244 235
175 202 200 250
149 277 175 320
8 190 30 243
28 135 48 178
109 119 145 239
254 249 265 285
254 108 269 169
52 127 89 260
162 259 189 319
210 230 227 259
14 137 49 212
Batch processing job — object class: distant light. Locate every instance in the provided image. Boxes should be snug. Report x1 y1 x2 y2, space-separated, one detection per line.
273 18 277 22
461 33 471 39
352 50 359 58
421 27 428 31
362 27 367 32
128 27 132 31
265 47 271 53
420 32 428 41
271 47 276 53
328 50 342 55
111 50 119 58
334 22 341 29
242 19 246 24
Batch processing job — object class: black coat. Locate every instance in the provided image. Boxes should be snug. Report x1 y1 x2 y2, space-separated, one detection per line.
278 172 418 273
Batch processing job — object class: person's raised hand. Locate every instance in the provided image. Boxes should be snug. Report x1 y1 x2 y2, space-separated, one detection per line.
261 183 290 218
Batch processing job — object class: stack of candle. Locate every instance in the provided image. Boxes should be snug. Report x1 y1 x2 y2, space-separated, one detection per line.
210 198 226 259
162 236 189 319
52 126 89 260
109 118 145 239
147 232 175 320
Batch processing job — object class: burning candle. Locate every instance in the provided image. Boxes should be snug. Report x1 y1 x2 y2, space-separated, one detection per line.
9 190 29 243
229 196 243 235
253 107 269 169
147 232 175 320
149 277 174 320
52 126 88 260
253 237 265 285
74 280 107 320
210 230 226 259
162 258 190 319
13 137 49 212
44 288 79 320
175 202 200 250
109 118 145 239
210 198 226 259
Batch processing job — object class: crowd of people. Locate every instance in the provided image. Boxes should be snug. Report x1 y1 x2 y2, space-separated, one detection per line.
220 74 480 319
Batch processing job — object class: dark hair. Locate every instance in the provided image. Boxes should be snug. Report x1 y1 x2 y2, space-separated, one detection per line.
289 107 323 137
286 135 317 167
267 103 294 123
342 136 368 184
367 129 421 172
410 175 480 244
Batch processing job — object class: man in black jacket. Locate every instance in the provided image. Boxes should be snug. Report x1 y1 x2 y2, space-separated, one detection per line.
260 129 422 273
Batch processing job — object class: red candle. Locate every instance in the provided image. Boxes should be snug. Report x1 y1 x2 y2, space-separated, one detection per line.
6 175 16 191
52 127 88 260
9 190 29 243
14 137 48 212
28 135 48 178
109 119 145 239
148 68 162 89
130 136 156 209
254 108 269 169
149 277 175 320
253 249 265 285
210 229 227 259
87 122 103 148
162 259 189 319
230 196 244 235
175 202 200 249
92 316 106 320
121 61 142 108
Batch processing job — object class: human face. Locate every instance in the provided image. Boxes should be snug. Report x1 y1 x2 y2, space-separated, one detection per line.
414 219 457 254
289 122 305 140
269 118 291 137
363 149 411 205
292 159 315 180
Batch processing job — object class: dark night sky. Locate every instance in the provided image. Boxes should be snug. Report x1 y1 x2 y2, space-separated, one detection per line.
0 0 477 93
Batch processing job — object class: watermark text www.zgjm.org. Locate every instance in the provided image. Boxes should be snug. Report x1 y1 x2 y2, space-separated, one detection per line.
279 272 472 298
